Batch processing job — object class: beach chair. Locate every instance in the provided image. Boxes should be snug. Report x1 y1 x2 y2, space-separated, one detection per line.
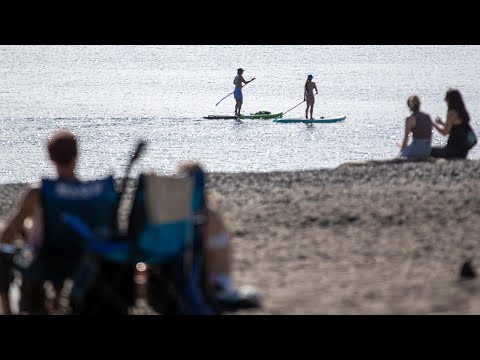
63 171 214 315
44 176 137 315
0 176 132 314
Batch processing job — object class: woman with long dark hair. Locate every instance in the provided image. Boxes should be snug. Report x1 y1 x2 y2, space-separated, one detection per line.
431 88 477 159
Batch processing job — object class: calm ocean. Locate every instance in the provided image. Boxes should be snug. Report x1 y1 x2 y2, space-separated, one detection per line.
1 45 479 183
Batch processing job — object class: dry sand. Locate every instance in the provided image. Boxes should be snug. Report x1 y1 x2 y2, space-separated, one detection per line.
2 158 480 314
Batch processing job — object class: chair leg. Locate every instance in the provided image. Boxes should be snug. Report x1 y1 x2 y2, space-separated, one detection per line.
147 264 182 314
72 266 132 315
20 279 47 314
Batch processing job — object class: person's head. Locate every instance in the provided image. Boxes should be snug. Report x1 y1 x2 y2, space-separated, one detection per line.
47 129 78 170
307 74 313 81
177 161 223 211
237 68 244 75
177 160 206 209
407 95 420 112
445 88 469 122
177 160 204 176
445 88 464 109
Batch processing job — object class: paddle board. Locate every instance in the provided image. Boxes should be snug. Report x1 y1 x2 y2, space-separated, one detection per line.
273 116 346 123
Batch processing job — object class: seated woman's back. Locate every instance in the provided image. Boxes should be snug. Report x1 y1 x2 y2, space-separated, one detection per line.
399 95 432 159
411 110 432 140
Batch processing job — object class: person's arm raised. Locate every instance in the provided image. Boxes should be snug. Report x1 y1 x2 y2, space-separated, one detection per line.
433 110 456 136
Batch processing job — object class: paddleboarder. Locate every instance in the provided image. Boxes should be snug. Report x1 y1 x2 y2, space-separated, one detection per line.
304 74 318 119
234 68 254 116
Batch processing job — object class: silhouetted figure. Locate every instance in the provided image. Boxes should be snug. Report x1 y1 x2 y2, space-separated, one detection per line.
233 68 254 116
431 88 477 159
460 260 476 279
304 74 318 119
399 95 432 159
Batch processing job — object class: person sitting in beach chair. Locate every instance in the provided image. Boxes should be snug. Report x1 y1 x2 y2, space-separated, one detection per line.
63 167 216 314
0 130 134 314
116 162 260 314
122 170 215 314
175 161 261 312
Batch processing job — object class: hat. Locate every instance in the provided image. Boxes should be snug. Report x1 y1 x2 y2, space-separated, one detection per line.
307 74 313 79
237 68 244 73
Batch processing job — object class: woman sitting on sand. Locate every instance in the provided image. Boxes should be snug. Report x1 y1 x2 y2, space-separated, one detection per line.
430 88 477 159
399 95 433 159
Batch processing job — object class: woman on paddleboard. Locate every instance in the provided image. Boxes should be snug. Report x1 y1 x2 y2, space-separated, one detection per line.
304 74 318 119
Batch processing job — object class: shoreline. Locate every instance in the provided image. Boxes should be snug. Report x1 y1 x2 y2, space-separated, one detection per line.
2 159 480 314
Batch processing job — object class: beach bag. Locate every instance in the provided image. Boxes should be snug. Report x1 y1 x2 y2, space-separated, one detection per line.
466 125 477 150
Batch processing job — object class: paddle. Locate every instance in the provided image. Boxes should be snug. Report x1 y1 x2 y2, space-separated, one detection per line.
215 78 256 106
282 99 305 116
117 140 146 218
282 93 319 117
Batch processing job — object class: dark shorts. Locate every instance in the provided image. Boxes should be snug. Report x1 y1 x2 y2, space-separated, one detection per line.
234 88 243 100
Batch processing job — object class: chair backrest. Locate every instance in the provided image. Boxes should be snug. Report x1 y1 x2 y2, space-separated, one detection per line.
61 173 198 264
128 171 213 314
130 173 195 263
41 176 118 258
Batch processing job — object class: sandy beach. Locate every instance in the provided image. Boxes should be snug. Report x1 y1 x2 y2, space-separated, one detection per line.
2 158 480 314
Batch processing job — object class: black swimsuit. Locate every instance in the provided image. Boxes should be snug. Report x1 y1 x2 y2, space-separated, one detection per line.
431 120 470 159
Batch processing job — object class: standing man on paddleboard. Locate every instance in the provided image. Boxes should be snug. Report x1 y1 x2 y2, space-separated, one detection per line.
234 68 254 116
304 74 318 119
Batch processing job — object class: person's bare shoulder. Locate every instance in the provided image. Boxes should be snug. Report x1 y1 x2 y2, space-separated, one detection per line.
30 181 41 190
406 114 416 125
19 183 41 210
27 182 41 197
447 109 458 117
446 109 461 123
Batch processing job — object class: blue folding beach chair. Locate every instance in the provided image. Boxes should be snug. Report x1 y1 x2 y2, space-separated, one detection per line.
43 175 137 315
63 171 214 315
0 175 132 314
